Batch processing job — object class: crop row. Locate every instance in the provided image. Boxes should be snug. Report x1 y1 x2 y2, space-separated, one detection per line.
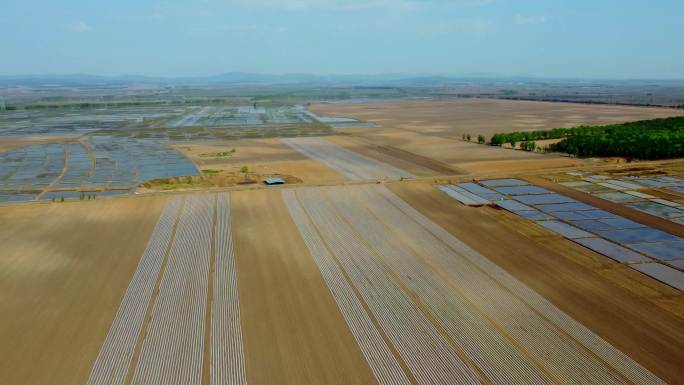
290 187 482 385
329 186 551 385
283 190 411 385
88 193 248 385
131 195 214 385
376 185 666 385
282 137 413 181
286 185 667 385
211 193 247 385
86 197 183 385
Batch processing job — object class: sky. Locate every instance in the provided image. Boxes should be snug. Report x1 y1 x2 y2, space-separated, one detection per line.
1 0 683 79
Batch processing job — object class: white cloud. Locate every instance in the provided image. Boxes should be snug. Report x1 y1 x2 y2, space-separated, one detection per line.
514 14 547 26
69 21 92 33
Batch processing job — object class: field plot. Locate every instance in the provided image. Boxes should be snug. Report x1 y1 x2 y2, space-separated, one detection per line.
327 128 581 175
0 196 165 385
160 105 333 141
388 182 684 384
284 184 666 385
0 135 198 203
310 99 684 137
175 138 346 184
230 188 380 385
0 142 66 198
554 172 684 226
282 137 414 181
326 135 461 176
0 105 188 137
439 178 684 290
170 105 315 128
309 99 684 174
87 193 247 385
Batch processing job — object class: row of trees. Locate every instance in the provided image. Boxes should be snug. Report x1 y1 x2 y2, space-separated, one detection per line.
490 126 601 146
519 141 538 152
487 117 684 160
489 116 684 159
463 132 539 151
462 133 487 144
550 118 684 159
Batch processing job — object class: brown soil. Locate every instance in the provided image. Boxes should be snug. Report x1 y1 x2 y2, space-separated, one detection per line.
525 176 684 238
460 157 585 175
309 99 684 175
230 189 379 385
318 126 583 175
174 138 346 184
0 196 166 385
387 182 684 385
642 188 684 201
311 99 684 138
139 172 303 192
327 135 463 176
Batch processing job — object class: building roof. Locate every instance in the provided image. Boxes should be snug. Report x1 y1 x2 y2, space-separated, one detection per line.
264 177 285 185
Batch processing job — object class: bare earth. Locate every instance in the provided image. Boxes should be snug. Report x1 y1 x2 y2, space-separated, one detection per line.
230 188 379 385
338 128 583 174
388 181 684 385
326 135 461 176
0 197 165 385
174 138 346 184
311 98 684 137
309 99 684 175
3 98 684 385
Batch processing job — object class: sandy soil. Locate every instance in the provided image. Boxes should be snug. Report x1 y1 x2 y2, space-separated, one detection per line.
342 129 583 174
327 135 461 176
230 189 379 385
388 181 684 385
174 138 346 184
311 98 684 138
310 99 683 175
0 196 165 385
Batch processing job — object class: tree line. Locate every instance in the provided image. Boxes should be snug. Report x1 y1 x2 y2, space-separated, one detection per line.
490 116 684 160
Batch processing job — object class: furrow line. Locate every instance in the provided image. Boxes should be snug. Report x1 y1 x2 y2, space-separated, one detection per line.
376 185 667 385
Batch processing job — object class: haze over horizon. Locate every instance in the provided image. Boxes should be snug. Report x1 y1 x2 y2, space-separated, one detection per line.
2 0 683 79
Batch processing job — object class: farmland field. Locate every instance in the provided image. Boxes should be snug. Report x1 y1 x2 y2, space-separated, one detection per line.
174 138 347 184
0 196 166 385
2 96 684 385
282 137 414 181
310 99 684 138
3 181 684 384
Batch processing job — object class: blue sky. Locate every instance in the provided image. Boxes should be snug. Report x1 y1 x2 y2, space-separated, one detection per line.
1 0 682 78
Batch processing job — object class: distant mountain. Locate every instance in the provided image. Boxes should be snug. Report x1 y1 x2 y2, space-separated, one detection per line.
1 73 683 88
